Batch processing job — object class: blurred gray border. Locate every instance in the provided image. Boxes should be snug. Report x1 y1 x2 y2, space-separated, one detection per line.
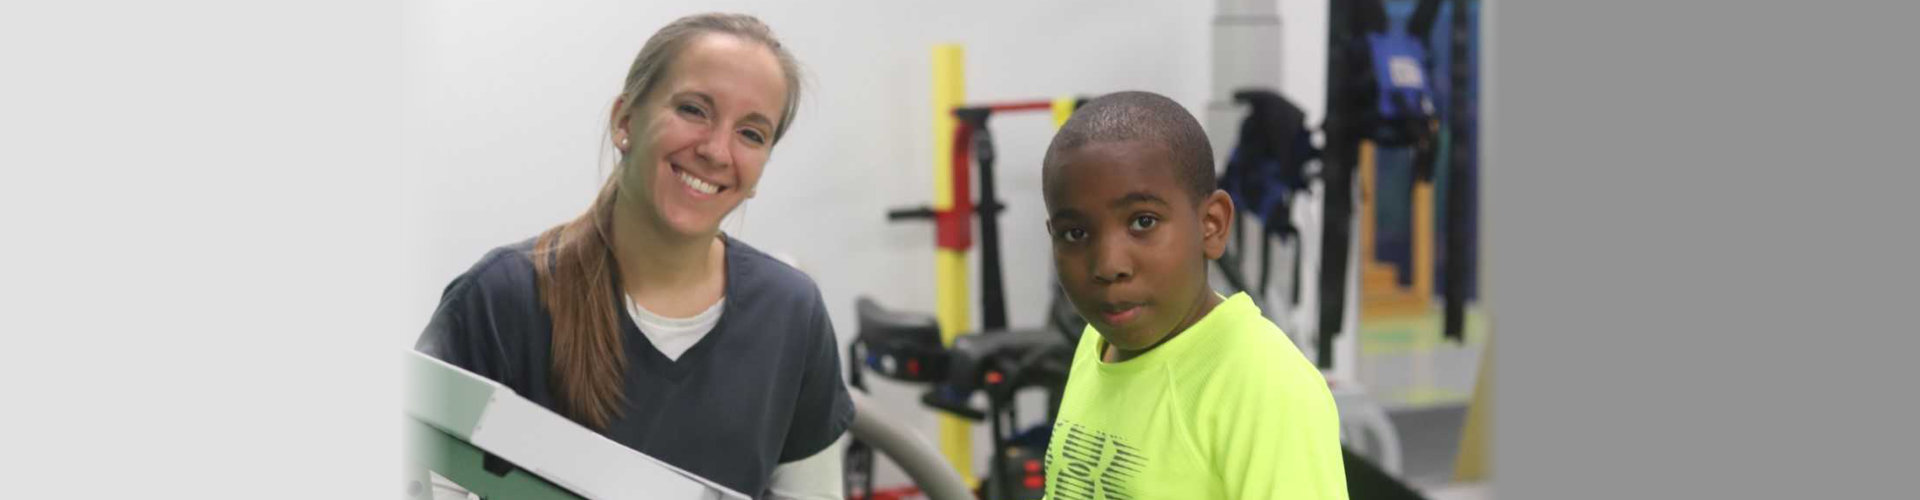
1486 1 1920 498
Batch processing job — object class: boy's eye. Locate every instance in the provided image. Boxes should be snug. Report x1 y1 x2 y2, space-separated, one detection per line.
1058 228 1088 243
1129 215 1159 231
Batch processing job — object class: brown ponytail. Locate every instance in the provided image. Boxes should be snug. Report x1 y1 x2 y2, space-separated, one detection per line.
531 178 625 429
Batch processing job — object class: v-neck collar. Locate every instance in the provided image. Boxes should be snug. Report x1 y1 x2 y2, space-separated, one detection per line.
614 233 737 381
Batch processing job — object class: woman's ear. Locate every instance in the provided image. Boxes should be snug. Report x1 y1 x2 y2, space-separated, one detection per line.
1201 189 1235 260
609 95 633 152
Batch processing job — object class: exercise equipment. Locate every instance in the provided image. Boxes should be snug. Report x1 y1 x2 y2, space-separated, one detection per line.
846 391 975 500
846 43 1091 500
856 69 1085 498
927 45 975 476
1332 2 1487 498
884 94 1085 340
403 351 748 500
406 350 974 500
849 296 1074 500
1218 89 1318 316
1206 2 1471 497
1352 0 1478 343
1206 0 1320 361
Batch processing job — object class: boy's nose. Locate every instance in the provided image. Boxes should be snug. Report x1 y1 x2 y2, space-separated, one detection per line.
1092 244 1133 284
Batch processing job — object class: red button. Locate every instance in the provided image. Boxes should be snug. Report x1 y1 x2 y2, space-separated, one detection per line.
907 359 920 375
986 371 1003 384
1024 476 1043 489
1025 460 1041 473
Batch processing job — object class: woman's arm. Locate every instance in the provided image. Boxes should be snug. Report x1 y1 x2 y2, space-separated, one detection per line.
770 290 855 497
766 436 846 500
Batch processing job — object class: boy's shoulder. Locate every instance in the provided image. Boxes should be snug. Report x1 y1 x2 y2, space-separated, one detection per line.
1179 293 1326 393
1189 294 1303 359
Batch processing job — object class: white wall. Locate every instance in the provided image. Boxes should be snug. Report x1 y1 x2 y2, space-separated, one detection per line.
1278 0 1328 127
404 0 1325 487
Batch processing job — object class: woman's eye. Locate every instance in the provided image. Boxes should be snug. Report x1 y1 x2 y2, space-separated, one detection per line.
1130 215 1159 231
739 128 767 145
1058 228 1088 243
677 103 706 118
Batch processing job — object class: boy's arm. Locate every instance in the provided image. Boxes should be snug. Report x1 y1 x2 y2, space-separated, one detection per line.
1207 362 1350 500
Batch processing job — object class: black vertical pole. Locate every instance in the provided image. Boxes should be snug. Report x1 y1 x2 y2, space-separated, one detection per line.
961 109 1010 332
1443 0 1473 342
1317 0 1361 369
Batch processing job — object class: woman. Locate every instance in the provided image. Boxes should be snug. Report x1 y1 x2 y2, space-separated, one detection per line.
416 13 851 499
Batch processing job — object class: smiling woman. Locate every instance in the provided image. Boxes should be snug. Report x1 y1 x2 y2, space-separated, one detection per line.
413 12 851 500
611 29 793 241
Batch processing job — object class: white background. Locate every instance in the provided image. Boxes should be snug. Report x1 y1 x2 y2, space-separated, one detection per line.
3 1 407 498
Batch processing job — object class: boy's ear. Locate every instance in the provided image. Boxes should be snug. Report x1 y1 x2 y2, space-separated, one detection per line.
1201 189 1234 260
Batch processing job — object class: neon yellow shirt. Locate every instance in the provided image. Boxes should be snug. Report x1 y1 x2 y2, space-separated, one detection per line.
1044 292 1348 500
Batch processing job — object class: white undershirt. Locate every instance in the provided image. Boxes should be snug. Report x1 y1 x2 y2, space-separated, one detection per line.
624 294 725 361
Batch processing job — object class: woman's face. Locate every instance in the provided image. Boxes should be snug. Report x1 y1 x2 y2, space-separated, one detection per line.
614 33 788 239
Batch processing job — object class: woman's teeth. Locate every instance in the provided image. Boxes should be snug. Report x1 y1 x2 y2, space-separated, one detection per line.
678 170 720 195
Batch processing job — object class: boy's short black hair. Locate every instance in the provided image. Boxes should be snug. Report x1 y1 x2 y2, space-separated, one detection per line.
1042 91 1216 203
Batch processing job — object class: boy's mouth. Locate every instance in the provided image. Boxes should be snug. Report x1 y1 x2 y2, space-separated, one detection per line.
1100 302 1144 326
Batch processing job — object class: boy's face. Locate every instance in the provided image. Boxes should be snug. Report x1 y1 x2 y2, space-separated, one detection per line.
1045 140 1233 354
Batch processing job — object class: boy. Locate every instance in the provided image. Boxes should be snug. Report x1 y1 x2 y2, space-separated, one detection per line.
1040 91 1348 499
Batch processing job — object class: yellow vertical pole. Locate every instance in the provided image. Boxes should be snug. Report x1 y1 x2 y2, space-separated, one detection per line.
929 43 974 485
1358 141 1377 273
1050 96 1077 128
1454 337 1492 481
1413 182 1435 308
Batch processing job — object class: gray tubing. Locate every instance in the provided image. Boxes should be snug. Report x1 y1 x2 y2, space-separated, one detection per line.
848 391 975 500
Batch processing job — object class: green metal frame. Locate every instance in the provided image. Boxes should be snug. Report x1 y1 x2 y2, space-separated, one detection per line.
405 351 583 499
406 418 584 499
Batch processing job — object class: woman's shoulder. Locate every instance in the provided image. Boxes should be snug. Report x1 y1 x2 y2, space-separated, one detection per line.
723 234 824 306
417 236 549 388
438 236 544 309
